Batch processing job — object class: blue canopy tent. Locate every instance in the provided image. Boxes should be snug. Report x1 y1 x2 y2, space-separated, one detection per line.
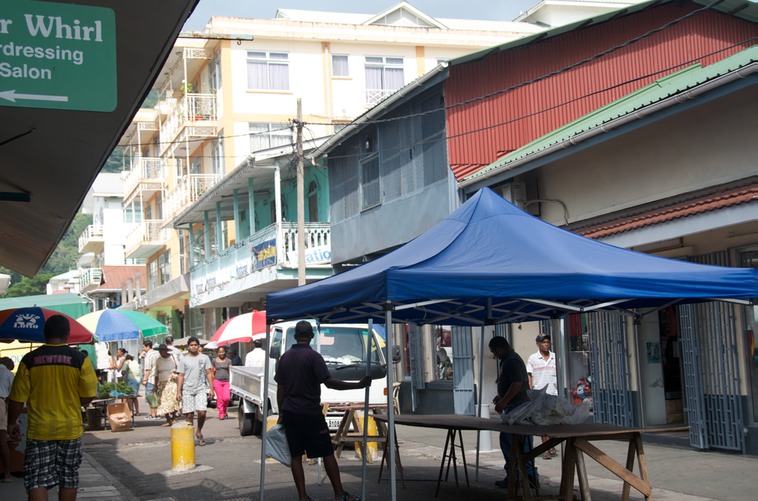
267 187 757 325
263 187 758 500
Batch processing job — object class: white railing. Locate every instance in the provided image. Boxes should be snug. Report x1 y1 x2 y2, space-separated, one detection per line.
79 268 103 291
189 222 331 302
78 224 104 253
125 220 168 257
163 173 222 222
159 93 217 153
366 88 395 105
123 157 164 198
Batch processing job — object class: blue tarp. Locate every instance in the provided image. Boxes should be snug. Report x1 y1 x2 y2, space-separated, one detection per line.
267 188 758 325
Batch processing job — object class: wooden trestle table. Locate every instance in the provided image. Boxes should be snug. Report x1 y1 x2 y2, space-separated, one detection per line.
375 414 684 500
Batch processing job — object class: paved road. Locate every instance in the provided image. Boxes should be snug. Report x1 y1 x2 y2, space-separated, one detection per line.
3 401 756 500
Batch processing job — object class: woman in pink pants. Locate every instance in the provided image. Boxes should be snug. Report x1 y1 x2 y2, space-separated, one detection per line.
212 346 232 419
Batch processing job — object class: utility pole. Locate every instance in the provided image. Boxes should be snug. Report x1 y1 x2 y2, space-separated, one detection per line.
296 98 306 286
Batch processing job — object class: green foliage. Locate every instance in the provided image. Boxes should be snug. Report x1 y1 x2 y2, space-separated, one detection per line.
0 211 92 297
97 381 135 398
101 146 125 174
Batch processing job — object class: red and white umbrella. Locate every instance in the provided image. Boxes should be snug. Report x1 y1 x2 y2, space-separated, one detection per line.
210 310 267 346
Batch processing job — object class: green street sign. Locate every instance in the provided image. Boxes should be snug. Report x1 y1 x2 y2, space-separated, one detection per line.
0 0 116 112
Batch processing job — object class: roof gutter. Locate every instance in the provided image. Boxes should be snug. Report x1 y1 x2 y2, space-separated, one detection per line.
309 62 449 160
459 62 756 190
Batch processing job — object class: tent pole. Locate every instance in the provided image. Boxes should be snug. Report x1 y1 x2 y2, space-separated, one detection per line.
360 319 373 500
476 324 486 480
258 321 272 501
385 304 397 501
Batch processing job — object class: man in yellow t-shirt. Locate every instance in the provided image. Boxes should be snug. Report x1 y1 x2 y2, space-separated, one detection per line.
8 314 98 500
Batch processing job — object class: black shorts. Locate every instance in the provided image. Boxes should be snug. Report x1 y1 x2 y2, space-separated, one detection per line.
281 412 334 459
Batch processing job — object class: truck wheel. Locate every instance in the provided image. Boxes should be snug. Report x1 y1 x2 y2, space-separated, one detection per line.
239 400 255 436
252 403 267 435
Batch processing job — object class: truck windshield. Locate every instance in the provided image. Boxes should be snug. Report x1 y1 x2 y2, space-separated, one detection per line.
284 326 383 365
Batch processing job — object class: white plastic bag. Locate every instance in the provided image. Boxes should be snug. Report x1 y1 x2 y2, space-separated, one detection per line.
265 424 292 467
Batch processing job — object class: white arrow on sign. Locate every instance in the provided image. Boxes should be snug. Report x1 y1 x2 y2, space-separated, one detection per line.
0 90 69 103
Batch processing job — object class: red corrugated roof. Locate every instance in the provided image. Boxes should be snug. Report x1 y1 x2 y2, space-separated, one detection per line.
574 182 757 239
444 2 756 180
94 266 147 291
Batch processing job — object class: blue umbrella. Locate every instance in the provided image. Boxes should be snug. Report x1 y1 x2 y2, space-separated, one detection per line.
78 309 168 342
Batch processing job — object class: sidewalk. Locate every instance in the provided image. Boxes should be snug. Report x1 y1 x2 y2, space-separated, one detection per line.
2 410 755 500
0 450 137 500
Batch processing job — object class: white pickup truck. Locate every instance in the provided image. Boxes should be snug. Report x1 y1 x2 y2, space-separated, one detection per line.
230 321 387 436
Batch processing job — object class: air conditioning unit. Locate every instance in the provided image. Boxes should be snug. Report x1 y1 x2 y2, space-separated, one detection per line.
498 182 526 208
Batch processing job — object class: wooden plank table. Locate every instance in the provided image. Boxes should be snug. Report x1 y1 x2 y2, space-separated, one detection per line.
375 414 685 500
328 403 388 462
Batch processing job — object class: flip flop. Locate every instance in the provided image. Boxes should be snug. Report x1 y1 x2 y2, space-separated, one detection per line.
196 434 205 446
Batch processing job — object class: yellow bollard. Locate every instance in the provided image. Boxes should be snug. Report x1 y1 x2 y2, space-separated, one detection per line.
354 411 378 463
171 421 195 471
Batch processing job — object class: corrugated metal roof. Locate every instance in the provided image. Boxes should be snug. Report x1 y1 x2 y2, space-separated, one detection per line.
450 0 758 67
445 0 757 180
572 178 758 238
463 45 757 183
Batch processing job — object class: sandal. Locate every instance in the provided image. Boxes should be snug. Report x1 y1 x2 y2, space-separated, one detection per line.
335 493 360 501
196 434 205 446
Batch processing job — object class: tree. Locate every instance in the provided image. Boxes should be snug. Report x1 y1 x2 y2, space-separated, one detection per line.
0 212 92 297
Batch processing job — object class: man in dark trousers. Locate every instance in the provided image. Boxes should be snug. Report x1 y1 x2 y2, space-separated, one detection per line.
8 314 98 500
275 321 371 501
489 336 539 490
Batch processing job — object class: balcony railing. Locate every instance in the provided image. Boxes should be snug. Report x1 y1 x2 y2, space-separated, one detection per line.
123 157 165 201
159 93 218 155
124 220 169 259
79 268 103 292
189 222 331 304
366 88 395 105
78 224 104 253
163 173 222 223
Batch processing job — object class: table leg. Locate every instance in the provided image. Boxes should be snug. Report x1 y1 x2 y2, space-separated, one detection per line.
560 438 578 500
633 433 651 501
622 436 636 500
575 447 591 501
456 428 469 488
435 428 453 497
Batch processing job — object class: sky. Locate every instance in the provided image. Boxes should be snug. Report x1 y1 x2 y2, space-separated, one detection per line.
184 0 538 30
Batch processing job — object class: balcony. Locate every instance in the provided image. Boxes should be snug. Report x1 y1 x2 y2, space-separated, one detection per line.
125 220 169 260
189 222 332 307
79 268 103 293
159 93 218 157
78 225 104 254
366 88 395 106
123 157 165 204
163 173 222 223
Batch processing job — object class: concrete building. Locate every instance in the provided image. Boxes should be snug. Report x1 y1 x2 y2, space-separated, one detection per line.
116 2 543 340
315 0 758 453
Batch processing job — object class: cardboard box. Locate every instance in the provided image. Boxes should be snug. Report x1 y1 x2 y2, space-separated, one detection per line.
107 402 132 432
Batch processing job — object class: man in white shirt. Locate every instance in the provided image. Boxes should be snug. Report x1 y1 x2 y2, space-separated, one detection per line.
526 333 558 460
244 339 266 375
141 340 160 420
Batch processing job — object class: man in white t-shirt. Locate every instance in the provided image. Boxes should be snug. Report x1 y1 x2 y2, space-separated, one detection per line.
526 333 558 459
244 339 266 375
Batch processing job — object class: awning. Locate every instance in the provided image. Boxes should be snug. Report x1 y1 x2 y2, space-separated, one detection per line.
0 293 90 318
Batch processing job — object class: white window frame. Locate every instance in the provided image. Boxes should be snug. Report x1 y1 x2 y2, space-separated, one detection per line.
247 51 290 91
249 123 292 152
332 54 349 77
365 56 404 104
